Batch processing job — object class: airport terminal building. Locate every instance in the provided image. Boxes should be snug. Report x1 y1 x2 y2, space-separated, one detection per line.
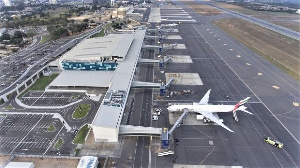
48 30 146 142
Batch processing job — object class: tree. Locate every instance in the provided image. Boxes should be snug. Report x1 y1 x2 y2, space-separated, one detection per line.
15 1 25 11
10 37 23 45
13 31 23 39
83 19 89 23
0 33 11 41
26 30 36 40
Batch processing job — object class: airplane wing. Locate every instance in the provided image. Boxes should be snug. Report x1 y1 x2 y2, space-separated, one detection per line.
199 89 211 105
200 112 234 133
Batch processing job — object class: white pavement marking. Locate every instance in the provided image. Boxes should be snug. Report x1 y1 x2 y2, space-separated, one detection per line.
192 25 300 145
43 126 64 155
30 92 45 106
9 115 44 154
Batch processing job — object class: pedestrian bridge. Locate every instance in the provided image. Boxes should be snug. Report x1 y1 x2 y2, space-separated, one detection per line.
119 125 162 136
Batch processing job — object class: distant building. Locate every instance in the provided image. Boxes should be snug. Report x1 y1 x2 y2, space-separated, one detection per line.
4 162 35 168
0 28 7 37
2 0 12 6
77 156 98 168
49 0 57 4
83 0 93 3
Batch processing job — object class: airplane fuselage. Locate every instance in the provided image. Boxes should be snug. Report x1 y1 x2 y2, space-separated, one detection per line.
168 104 235 113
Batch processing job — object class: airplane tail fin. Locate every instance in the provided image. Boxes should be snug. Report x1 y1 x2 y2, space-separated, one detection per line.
232 97 252 122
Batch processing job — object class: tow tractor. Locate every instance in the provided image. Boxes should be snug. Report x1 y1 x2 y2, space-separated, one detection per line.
264 137 283 148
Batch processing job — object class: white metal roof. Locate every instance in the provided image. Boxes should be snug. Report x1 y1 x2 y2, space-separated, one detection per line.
92 30 145 130
93 105 122 128
62 34 134 62
5 162 34 168
48 70 113 87
77 156 98 168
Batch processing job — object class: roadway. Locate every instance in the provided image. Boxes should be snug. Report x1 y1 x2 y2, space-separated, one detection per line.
117 11 156 167
204 2 300 41
0 25 103 99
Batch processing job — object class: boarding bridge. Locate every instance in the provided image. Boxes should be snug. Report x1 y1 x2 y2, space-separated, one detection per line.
131 81 161 88
165 77 174 87
146 28 175 33
138 58 160 64
144 35 166 39
142 43 177 50
131 77 174 89
119 125 162 136
168 108 189 135
164 56 172 64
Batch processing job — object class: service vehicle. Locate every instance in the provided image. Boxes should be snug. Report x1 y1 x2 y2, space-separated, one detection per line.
264 137 283 148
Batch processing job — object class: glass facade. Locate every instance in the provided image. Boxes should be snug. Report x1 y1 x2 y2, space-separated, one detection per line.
62 61 118 71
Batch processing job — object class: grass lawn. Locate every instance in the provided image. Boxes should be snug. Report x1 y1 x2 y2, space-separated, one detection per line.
214 18 300 80
92 29 105 38
188 3 223 16
72 104 91 119
40 34 51 44
71 95 80 100
47 124 55 132
5 105 13 109
18 74 59 99
43 7 69 18
54 138 64 149
214 2 300 32
0 99 4 105
73 124 89 144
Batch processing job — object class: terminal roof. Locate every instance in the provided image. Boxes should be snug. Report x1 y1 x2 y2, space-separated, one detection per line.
62 34 134 61
92 30 146 129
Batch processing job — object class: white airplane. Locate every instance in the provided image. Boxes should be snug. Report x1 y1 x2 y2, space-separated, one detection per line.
167 89 252 132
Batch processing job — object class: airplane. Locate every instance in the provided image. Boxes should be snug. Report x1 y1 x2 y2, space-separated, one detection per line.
167 89 252 132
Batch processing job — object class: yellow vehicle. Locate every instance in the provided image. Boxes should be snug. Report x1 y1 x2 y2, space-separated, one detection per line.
264 137 283 148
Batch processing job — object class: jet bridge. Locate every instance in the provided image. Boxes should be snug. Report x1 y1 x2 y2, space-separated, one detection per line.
144 35 166 39
142 43 177 50
138 56 171 69
138 58 160 64
145 35 166 43
168 108 189 135
146 28 175 33
131 77 174 95
119 125 162 136
159 108 189 154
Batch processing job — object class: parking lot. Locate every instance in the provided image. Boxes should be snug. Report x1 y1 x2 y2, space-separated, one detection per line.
21 91 85 106
0 114 74 155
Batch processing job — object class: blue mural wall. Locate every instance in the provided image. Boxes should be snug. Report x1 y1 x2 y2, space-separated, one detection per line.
62 61 118 70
